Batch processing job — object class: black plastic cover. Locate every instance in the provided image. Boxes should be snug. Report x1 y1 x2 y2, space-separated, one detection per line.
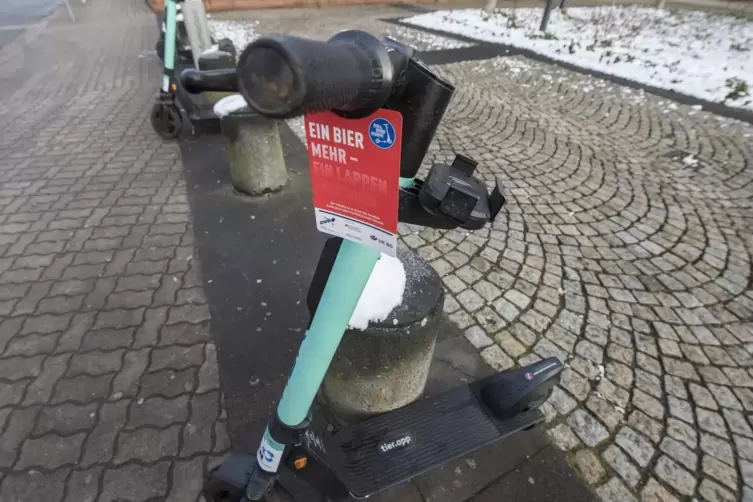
418 157 492 229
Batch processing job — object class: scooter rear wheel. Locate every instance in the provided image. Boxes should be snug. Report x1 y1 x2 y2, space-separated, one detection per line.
150 102 183 139
204 467 245 502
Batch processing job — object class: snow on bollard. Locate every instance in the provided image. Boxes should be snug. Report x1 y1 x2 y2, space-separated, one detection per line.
213 94 248 117
216 94 287 195
347 253 406 331
320 249 445 425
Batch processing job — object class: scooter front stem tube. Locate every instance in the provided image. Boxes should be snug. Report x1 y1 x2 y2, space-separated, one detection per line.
162 0 177 92
276 240 380 427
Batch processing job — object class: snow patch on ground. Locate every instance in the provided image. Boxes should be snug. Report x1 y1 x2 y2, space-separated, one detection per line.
348 253 406 330
201 44 220 56
209 19 260 54
404 6 753 110
286 117 306 143
213 94 248 117
383 25 471 50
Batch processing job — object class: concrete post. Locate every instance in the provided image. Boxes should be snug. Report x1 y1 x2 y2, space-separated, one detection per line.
220 109 287 196
320 249 444 425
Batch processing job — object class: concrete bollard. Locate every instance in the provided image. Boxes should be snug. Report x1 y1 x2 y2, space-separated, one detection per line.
219 106 287 196
320 248 444 425
198 51 236 105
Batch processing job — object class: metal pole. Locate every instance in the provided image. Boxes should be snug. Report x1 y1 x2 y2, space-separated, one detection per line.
65 0 76 22
540 0 555 31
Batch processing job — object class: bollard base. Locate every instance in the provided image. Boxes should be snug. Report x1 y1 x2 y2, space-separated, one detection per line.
320 247 444 425
221 110 288 196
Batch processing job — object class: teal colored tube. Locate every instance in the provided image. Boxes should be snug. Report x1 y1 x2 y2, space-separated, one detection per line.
399 177 414 188
276 240 380 426
162 0 177 92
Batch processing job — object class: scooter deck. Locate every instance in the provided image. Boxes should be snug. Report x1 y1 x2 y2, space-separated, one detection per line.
185 104 221 134
324 382 543 498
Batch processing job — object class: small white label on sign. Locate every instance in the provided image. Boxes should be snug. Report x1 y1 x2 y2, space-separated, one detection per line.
314 209 397 256
257 431 284 473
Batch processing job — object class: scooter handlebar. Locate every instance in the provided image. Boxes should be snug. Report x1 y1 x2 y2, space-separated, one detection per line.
236 31 395 119
180 68 239 94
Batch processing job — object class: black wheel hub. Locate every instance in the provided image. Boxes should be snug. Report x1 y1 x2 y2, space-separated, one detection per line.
150 101 183 139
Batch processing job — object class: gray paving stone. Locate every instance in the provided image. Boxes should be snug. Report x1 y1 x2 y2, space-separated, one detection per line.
615 426 654 468
67 349 124 377
573 448 606 485
698 478 736 502
641 478 681 502
654 455 697 496
166 457 206 502
181 391 221 456
668 395 694 423
601 445 641 488
627 410 663 444
697 408 728 437
632 388 665 420
0 355 43 380
197 343 221 393
114 425 180 463
457 289 485 312
560 368 590 402
0 469 69 502
480 345 514 371
150 344 205 372
723 408 753 437
35 403 98 436
63 467 102 502
16 432 86 469
99 461 170 502
567 409 609 447
595 477 637 502
547 423 581 451
464 326 493 349
702 455 738 491
660 437 697 471
700 433 735 465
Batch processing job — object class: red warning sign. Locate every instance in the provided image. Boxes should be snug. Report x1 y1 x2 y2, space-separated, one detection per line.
305 109 402 256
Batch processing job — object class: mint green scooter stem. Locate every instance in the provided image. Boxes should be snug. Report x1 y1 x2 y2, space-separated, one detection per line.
277 239 380 426
161 0 177 93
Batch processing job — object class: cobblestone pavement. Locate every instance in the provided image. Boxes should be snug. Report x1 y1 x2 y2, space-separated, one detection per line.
0 1 229 501
418 57 753 502
221 8 753 501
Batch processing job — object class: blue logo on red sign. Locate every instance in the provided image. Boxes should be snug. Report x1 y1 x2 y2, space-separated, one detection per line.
369 118 396 149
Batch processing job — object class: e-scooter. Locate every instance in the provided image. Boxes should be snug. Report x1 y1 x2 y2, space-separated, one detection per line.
150 0 238 139
182 31 564 501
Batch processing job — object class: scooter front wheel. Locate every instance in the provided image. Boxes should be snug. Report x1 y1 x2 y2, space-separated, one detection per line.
204 469 294 502
150 101 183 139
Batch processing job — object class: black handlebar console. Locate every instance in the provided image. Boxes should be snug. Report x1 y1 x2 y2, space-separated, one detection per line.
179 30 506 230
181 68 239 94
236 31 398 119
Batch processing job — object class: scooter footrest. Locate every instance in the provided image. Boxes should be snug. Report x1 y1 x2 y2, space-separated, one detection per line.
325 382 543 498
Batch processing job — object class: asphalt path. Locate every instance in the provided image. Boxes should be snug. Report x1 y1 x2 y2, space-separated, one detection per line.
0 0 62 48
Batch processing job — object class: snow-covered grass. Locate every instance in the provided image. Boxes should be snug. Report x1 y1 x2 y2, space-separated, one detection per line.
382 25 471 50
404 6 753 110
208 19 260 55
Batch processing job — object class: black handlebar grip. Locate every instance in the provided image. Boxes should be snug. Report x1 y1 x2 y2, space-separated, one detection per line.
236 31 394 119
180 68 239 94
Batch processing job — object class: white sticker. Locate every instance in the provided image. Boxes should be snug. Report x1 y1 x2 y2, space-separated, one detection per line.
257 430 284 473
314 209 397 256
